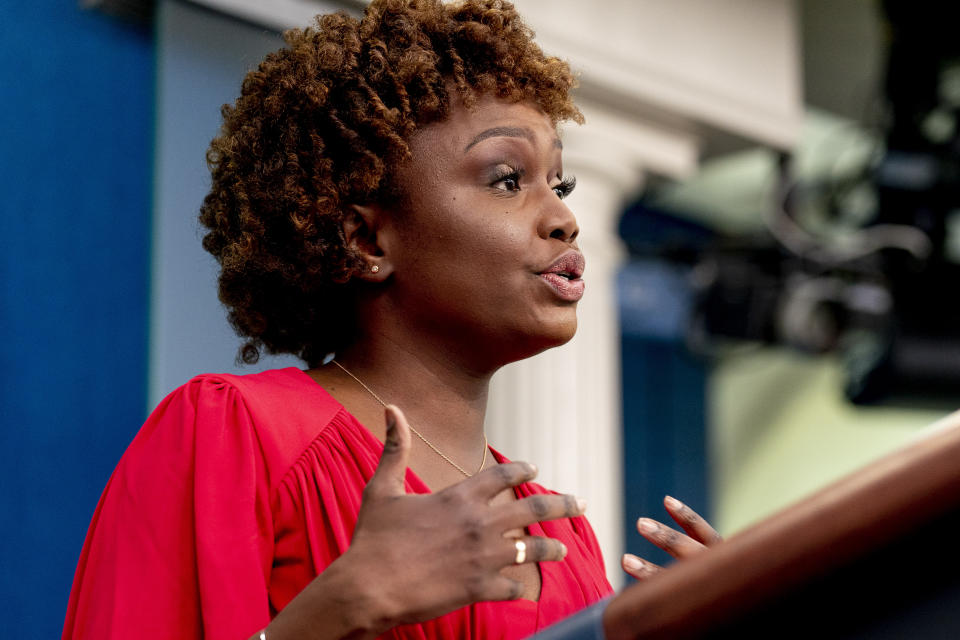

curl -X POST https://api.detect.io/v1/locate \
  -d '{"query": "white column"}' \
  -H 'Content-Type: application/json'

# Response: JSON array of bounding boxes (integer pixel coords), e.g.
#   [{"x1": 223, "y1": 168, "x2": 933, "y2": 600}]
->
[{"x1": 486, "y1": 104, "x2": 699, "y2": 586}]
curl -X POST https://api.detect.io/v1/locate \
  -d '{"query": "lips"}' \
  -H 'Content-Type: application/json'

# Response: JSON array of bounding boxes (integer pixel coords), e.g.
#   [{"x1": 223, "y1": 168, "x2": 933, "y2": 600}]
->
[{"x1": 538, "y1": 251, "x2": 585, "y2": 302}]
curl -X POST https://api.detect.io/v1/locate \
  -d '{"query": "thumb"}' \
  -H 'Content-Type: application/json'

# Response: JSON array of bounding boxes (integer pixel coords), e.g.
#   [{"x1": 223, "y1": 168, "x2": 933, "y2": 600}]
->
[{"x1": 366, "y1": 404, "x2": 412, "y2": 498}]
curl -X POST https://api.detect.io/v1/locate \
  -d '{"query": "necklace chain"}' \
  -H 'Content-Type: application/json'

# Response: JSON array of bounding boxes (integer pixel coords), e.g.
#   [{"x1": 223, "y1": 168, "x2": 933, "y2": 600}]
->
[{"x1": 331, "y1": 359, "x2": 488, "y2": 477}]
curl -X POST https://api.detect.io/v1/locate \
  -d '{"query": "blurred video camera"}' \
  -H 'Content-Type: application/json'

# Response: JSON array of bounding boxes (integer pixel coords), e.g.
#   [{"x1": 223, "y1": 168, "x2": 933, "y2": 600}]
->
[{"x1": 626, "y1": 1, "x2": 960, "y2": 407}]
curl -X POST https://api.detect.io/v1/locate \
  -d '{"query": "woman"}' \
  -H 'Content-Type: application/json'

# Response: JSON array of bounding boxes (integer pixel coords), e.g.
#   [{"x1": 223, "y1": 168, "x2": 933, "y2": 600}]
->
[{"x1": 63, "y1": 1, "x2": 719, "y2": 638}]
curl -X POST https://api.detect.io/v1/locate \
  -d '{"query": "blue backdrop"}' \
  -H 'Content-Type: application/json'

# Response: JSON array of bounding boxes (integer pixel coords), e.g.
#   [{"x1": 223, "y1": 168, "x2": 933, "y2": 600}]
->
[{"x1": 0, "y1": 3, "x2": 153, "y2": 636}]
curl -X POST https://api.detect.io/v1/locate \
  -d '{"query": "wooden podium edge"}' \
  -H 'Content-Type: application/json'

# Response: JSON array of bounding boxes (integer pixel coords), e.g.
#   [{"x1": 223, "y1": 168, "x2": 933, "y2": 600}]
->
[{"x1": 603, "y1": 410, "x2": 960, "y2": 639}]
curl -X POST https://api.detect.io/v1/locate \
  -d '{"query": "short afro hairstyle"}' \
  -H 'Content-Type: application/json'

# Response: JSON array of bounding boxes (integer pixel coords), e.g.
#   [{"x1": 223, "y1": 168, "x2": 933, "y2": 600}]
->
[{"x1": 199, "y1": 0, "x2": 582, "y2": 367}]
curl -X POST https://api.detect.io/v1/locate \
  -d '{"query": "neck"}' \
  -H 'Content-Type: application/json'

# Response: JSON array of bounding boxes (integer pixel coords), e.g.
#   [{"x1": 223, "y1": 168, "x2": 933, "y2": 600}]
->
[{"x1": 332, "y1": 331, "x2": 493, "y2": 458}]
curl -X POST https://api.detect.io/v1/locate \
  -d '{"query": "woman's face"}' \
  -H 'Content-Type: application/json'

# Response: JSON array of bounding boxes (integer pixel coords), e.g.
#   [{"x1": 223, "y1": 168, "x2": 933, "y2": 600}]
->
[{"x1": 381, "y1": 93, "x2": 583, "y2": 369}]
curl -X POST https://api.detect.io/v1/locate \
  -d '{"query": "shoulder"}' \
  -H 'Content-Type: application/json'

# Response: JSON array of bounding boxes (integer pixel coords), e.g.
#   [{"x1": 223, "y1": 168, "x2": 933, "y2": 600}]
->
[
  {"x1": 166, "y1": 367, "x2": 341, "y2": 430},
  {"x1": 137, "y1": 368, "x2": 348, "y2": 491},
  {"x1": 175, "y1": 367, "x2": 335, "y2": 410}
]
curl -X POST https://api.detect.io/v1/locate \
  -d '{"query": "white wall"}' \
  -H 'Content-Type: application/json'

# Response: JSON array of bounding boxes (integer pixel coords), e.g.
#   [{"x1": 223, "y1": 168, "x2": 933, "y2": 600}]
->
[{"x1": 150, "y1": 1, "x2": 301, "y2": 407}]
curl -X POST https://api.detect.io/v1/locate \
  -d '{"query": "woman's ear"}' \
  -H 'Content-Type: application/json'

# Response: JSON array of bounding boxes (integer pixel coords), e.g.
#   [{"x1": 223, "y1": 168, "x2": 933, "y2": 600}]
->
[{"x1": 343, "y1": 204, "x2": 392, "y2": 281}]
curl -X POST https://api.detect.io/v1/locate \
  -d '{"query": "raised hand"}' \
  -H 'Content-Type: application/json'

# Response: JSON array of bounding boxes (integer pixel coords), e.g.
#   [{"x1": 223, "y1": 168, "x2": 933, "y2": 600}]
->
[
  {"x1": 622, "y1": 496, "x2": 722, "y2": 581},
  {"x1": 266, "y1": 405, "x2": 585, "y2": 639}
]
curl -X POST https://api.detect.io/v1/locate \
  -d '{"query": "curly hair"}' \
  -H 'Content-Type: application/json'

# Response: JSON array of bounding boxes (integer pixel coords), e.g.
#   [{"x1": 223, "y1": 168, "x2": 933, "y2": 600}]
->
[{"x1": 199, "y1": 0, "x2": 582, "y2": 366}]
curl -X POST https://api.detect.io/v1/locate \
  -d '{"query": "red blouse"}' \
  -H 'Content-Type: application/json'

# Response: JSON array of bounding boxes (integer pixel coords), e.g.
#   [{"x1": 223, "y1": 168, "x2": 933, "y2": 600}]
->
[{"x1": 63, "y1": 368, "x2": 612, "y2": 639}]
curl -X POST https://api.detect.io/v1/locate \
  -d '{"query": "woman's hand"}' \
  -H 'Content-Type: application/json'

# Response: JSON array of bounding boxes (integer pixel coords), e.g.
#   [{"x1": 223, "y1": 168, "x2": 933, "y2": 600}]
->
[
  {"x1": 621, "y1": 496, "x2": 722, "y2": 581},
  {"x1": 266, "y1": 405, "x2": 584, "y2": 640}
]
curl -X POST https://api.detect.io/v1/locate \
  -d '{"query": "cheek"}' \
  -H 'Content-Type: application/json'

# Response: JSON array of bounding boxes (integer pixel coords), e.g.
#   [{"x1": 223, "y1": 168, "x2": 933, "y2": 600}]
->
[
  {"x1": 473, "y1": 209, "x2": 529, "y2": 251},
  {"x1": 404, "y1": 193, "x2": 533, "y2": 283}
]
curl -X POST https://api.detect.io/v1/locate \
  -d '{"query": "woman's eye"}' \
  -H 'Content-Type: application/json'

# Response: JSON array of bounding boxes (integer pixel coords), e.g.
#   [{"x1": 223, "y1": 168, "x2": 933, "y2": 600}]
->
[
  {"x1": 553, "y1": 175, "x2": 577, "y2": 200},
  {"x1": 492, "y1": 171, "x2": 522, "y2": 192}
]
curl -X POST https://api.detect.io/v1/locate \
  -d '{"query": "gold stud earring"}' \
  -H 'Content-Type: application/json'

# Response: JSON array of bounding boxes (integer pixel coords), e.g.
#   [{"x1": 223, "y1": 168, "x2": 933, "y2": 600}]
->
[{"x1": 370, "y1": 264, "x2": 380, "y2": 273}]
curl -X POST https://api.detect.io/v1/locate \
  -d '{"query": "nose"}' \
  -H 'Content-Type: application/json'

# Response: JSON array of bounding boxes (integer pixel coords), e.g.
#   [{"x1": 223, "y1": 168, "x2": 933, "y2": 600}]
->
[{"x1": 539, "y1": 195, "x2": 579, "y2": 243}]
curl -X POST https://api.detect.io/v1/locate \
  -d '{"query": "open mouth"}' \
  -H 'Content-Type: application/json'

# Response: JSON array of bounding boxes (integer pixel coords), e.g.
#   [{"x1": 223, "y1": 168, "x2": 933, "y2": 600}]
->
[
  {"x1": 538, "y1": 272, "x2": 585, "y2": 301},
  {"x1": 538, "y1": 252, "x2": 586, "y2": 301},
  {"x1": 539, "y1": 251, "x2": 585, "y2": 281}
]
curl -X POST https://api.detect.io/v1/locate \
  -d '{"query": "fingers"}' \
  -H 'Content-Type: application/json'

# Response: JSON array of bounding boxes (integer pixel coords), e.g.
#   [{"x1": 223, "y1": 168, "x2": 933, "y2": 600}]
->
[
  {"x1": 463, "y1": 460, "x2": 539, "y2": 500},
  {"x1": 636, "y1": 517, "x2": 707, "y2": 559},
  {"x1": 465, "y1": 536, "x2": 568, "y2": 602},
  {"x1": 501, "y1": 535, "x2": 568, "y2": 566},
  {"x1": 461, "y1": 536, "x2": 569, "y2": 602},
  {"x1": 364, "y1": 405, "x2": 412, "y2": 499},
  {"x1": 491, "y1": 493, "x2": 586, "y2": 530},
  {"x1": 664, "y1": 496, "x2": 723, "y2": 545},
  {"x1": 633, "y1": 497, "x2": 723, "y2": 561},
  {"x1": 622, "y1": 553, "x2": 661, "y2": 581},
  {"x1": 479, "y1": 576, "x2": 526, "y2": 602}
]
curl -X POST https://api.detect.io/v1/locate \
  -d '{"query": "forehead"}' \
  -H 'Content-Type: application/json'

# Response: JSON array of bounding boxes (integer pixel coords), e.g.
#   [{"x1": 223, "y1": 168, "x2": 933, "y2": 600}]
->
[{"x1": 409, "y1": 94, "x2": 558, "y2": 158}]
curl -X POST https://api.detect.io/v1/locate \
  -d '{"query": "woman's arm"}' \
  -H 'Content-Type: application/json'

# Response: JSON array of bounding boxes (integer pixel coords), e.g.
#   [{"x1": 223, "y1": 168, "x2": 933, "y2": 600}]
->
[{"x1": 247, "y1": 558, "x2": 389, "y2": 640}]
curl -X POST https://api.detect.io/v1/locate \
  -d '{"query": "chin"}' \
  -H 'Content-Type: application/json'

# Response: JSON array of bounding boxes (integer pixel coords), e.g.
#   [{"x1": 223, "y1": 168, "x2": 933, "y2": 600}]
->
[
  {"x1": 468, "y1": 307, "x2": 579, "y2": 369},
  {"x1": 546, "y1": 306, "x2": 579, "y2": 341},
  {"x1": 510, "y1": 316, "x2": 579, "y2": 362},
  {"x1": 547, "y1": 317, "x2": 578, "y2": 347}
]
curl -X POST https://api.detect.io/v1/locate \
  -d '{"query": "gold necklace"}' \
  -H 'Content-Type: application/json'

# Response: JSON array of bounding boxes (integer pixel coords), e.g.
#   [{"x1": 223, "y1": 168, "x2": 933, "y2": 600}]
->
[{"x1": 331, "y1": 359, "x2": 488, "y2": 477}]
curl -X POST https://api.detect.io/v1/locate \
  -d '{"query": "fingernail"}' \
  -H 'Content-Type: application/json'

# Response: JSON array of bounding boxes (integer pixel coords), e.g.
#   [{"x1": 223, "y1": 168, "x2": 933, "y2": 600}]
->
[
  {"x1": 623, "y1": 554, "x2": 643, "y2": 571},
  {"x1": 576, "y1": 497, "x2": 588, "y2": 513},
  {"x1": 385, "y1": 407, "x2": 398, "y2": 444},
  {"x1": 637, "y1": 518, "x2": 657, "y2": 535},
  {"x1": 524, "y1": 461, "x2": 538, "y2": 476},
  {"x1": 665, "y1": 496, "x2": 682, "y2": 510},
  {"x1": 559, "y1": 542, "x2": 568, "y2": 558}
]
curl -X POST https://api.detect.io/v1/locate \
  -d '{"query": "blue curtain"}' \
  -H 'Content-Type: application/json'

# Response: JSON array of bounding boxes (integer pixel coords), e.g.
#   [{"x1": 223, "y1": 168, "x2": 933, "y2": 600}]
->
[
  {"x1": 0, "y1": 4, "x2": 152, "y2": 635},
  {"x1": 618, "y1": 233, "x2": 711, "y2": 569}
]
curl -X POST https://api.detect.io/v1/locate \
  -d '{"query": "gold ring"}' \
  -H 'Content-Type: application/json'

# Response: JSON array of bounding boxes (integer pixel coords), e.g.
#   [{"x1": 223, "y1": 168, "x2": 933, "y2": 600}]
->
[{"x1": 514, "y1": 539, "x2": 527, "y2": 564}]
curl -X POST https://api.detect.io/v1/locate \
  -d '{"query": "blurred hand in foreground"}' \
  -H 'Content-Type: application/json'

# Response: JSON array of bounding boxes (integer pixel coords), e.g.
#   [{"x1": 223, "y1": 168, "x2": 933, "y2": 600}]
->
[{"x1": 622, "y1": 496, "x2": 722, "y2": 581}]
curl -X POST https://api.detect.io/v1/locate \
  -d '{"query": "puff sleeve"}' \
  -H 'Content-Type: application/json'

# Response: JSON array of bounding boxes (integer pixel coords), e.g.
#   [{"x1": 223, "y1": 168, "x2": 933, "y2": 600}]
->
[{"x1": 63, "y1": 377, "x2": 274, "y2": 640}]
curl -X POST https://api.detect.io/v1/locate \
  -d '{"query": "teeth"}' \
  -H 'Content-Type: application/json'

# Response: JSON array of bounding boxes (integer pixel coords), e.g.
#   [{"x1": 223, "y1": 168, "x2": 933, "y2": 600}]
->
[{"x1": 543, "y1": 269, "x2": 577, "y2": 279}]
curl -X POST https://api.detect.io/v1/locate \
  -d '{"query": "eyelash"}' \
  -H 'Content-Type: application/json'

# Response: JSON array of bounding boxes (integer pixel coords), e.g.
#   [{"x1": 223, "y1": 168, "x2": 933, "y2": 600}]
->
[
  {"x1": 490, "y1": 168, "x2": 577, "y2": 200},
  {"x1": 554, "y1": 175, "x2": 577, "y2": 200},
  {"x1": 491, "y1": 167, "x2": 524, "y2": 193}
]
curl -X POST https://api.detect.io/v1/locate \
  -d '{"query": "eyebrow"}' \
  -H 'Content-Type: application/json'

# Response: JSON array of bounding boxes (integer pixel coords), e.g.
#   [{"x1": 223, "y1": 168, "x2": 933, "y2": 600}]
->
[{"x1": 463, "y1": 126, "x2": 563, "y2": 152}]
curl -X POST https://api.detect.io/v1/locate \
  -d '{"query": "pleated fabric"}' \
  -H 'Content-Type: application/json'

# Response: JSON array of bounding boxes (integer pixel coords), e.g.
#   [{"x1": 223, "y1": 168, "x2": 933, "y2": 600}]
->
[{"x1": 63, "y1": 368, "x2": 612, "y2": 639}]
